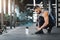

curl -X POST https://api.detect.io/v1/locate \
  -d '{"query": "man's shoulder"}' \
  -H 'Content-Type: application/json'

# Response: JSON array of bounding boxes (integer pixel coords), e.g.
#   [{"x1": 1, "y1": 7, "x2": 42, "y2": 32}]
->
[{"x1": 43, "y1": 10, "x2": 48, "y2": 17}]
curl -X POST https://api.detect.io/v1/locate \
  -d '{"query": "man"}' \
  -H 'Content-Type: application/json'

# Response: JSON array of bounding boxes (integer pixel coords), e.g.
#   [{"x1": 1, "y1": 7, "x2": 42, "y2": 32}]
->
[{"x1": 34, "y1": 6, "x2": 50, "y2": 34}]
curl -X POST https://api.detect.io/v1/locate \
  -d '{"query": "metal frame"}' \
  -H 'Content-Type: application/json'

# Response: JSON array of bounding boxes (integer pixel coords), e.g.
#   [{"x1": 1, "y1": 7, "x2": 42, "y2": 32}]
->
[{"x1": 56, "y1": 0, "x2": 58, "y2": 27}]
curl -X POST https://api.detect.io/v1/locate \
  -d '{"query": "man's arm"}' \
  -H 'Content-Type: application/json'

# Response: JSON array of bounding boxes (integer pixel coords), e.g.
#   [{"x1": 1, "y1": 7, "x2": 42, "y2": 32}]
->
[{"x1": 38, "y1": 11, "x2": 49, "y2": 30}]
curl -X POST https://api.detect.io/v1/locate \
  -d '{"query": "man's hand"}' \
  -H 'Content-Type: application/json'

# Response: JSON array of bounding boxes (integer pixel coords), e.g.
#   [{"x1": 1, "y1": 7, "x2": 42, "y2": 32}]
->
[
  {"x1": 37, "y1": 28, "x2": 42, "y2": 31},
  {"x1": 36, "y1": 27, "x2": 42, "y2": 31},
  {"x1": 36, "y1": 27, "x2": 39, "y2": 30}
]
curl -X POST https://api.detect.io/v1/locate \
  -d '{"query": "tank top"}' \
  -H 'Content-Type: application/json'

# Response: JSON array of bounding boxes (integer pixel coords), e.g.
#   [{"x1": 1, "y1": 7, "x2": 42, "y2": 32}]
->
[{"x1": 37, "y1": 10, "x2": 48, "y2": 27}]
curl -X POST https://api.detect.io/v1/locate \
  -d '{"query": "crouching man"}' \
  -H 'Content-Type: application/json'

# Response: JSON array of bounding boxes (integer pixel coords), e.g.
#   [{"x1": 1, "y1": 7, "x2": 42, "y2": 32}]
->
[{"x1": 34, "y1": 6, "x2": 51, "y2": 34}]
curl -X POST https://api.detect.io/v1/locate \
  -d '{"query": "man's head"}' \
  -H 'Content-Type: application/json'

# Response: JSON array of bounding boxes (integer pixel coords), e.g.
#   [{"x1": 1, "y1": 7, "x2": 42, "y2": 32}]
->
[{"x1": 34, "y1": 6, "x2": 42, "y2": 14}]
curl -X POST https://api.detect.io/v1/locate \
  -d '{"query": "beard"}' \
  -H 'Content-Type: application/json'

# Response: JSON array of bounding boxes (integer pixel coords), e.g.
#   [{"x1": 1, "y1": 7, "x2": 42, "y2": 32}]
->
[{"x1": 38, "y1": 11, "x2": 41, "y2": 14}]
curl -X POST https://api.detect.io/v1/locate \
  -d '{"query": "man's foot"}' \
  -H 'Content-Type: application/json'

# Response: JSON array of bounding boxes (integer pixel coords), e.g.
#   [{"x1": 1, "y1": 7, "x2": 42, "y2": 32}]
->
[
  {"x1": 35, "y1": 30, "x2": 44, "y2": 34},
  {"x1": 47, "y1": 29, "x2": 51, "y2": 34}
]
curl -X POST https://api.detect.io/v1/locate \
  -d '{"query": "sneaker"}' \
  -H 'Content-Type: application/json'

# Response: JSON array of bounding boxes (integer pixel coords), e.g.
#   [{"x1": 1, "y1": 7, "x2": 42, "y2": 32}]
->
[
  {"x1": 35, "y1": 30, "x2": 44, "y2": 34},
  {"x1": 47, "y1": 29, "x2": 51, "y2": 34}
]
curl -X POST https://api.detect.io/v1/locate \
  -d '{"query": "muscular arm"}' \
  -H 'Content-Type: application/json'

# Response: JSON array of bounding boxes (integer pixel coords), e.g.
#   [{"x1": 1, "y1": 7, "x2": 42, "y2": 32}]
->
[{"x1": 40, "y1": 11, "x2": 49, "y2": 29}]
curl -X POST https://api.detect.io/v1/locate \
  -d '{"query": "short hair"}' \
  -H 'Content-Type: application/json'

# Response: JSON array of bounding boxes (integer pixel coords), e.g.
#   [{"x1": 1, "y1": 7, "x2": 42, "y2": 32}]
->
[{"x1": 34, "y1": 5, "x2": 40, "y2": 10}]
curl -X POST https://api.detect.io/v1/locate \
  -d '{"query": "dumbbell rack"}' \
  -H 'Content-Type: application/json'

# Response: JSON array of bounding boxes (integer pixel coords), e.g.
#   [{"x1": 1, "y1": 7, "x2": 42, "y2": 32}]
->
[{"x1": 57, "y1": 0, "x2": 60, "y2": 27}]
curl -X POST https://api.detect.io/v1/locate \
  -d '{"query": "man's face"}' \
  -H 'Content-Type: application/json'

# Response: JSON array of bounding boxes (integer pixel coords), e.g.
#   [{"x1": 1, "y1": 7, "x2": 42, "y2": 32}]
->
[{"x1": 34, "y1": 8, "x2": 41, "y2": 14}]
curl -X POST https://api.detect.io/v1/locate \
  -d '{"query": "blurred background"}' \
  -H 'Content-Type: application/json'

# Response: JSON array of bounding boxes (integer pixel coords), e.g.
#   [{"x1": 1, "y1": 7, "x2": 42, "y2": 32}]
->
[{"x1": 0, "y1": 0, "x2": 59, "y2": 33}]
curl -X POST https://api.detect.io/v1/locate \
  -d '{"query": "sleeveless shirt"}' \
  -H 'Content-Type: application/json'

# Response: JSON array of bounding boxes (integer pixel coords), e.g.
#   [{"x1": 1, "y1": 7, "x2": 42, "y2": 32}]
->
[{"x1": 37, "y1": 10, "x2": 48, "y2": 28}]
